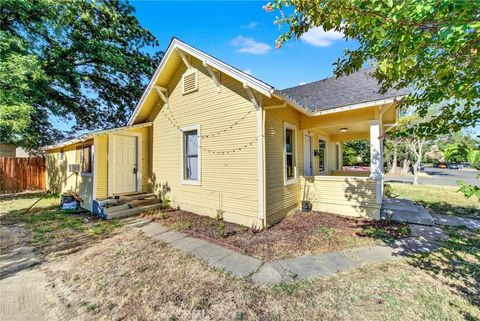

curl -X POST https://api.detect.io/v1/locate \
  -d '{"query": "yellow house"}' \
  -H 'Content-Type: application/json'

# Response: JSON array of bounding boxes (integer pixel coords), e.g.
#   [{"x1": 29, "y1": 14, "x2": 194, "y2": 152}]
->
[{"x1": 45, "y1": 38, "x2": 407, "y2": 228}]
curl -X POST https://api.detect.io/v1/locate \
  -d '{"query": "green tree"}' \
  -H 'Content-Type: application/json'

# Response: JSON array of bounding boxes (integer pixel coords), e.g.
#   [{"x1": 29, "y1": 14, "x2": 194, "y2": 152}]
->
[
  {"x1": 0, "y1": 0, "x2": 161, "y2": 151},
  {"x1": 342, "y1": 140, "x2": 370, "y2": 166},
  {"x1": 265, "y1": 0, "x2": 479, "y2": 135}
]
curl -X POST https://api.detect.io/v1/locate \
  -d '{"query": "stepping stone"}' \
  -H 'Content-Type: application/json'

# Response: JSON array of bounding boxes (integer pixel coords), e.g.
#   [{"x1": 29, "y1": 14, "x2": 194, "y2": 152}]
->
[
  {"x1": 151, "y1": 230, "x2": 186, "y2": 243},
  {"x1": 432, "y1": 214, "x2": 480, "y2": 230},
  {"x1": 189, "y1": 243, "x2": 233, "y2": 264},
  {"x1": 139, "y1": 222, "x2": 170, "y2": 237},
  {"x1": 314, "y1": 252, "x2": 360, "y2": 274},
  {"x1": 129, "y1": 220, "x2": 152, "y2": 228},
  {"x1": 409, "y1": 224, "x2": 448, "y2": 243},
  {"x1": 211, "y1": 252, "x2": 262, "y2": 277},
  {"x1": 170, "y1": 237, "x2": 209, "y2": 252},
  {"x1": 392, "y1": 238, "x2": 441, "y2": 254},
  {"x1": 343, "y1": 245, "x2": 399, "y2": 264},
  {"x1": 276, "y1": 255, "x2": 332, "y2": 280},
  {"x1": 252, "y1": 262, "x2": 291, "y2": 284}
]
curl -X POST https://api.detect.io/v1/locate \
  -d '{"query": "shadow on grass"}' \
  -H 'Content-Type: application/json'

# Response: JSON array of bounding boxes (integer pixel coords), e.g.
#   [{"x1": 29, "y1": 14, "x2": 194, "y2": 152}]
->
[
  {"x1": 408, "y1": 226, "x2": 480, "y2": 311},
  {"x1": 0, "y1": 195, "x2": 122, "y2": 256},
  {"x1": 416, "y1": 200, "x2": 480, "y2": 219}
]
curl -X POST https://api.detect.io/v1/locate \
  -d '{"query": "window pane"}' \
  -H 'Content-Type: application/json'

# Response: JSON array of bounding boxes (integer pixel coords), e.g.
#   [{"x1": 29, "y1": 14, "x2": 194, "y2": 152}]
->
[
  {"x1": 319, "y1": 140, "x2": 325, "y2": 172},
  {"x1": 185, "y1": 131, "x2": 198, "y2": 156},
  {"x1": 286, "y1": 154, "x2": 293, "y2": 179},
  {"x1": 186, "y1": 155, "x2": 198, "y2": 179},
  {"x1": 285, "y1": 129, "x2": 293, "y2": 153}
]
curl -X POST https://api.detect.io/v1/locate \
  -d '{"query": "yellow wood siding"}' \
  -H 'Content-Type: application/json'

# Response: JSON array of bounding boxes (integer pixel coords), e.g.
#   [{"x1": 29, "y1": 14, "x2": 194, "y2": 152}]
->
[
  {"x1": 264, "y1": 107, "x2": 302, "y2": 225},
  {"x1": 301, "y1": 176, "x2": 380, "y2": 218},
  {"x1": 150, "y1": 58, "x2": 261, "y2": 227},
  {"x1": 45, "y1": 143, "x2": 94, "y2": 211}
]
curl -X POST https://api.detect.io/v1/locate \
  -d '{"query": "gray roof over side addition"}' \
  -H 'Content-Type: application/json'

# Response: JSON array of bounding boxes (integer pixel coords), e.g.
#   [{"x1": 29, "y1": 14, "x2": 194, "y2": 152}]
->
[{"x1": 280, "y1": 67, "x2": 409, "y2": 113}]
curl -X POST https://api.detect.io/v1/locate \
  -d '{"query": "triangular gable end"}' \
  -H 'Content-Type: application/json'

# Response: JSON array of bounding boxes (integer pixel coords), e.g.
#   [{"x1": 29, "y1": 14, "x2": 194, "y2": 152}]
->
[{"x1": 127, "y1": 38, "x2": 276, "y2": 125}]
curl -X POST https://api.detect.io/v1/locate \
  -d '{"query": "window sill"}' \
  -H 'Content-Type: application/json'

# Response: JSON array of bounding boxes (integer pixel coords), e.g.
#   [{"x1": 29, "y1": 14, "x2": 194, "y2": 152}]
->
[
  {"x1": 284, "y1": 178, "x2": 297, "y2": 186},
  {"x1": 181, "y1": 179, "x2": 201, "y2": 186}
]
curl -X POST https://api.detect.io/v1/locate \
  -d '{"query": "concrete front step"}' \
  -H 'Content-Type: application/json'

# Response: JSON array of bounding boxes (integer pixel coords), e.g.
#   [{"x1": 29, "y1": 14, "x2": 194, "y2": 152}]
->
[
  {"x1": 106, "y1": 203, "x2": 162, "y2": 220},
  {"x1": 381, "y1": 198, "x2": 434, "y2": 226}
]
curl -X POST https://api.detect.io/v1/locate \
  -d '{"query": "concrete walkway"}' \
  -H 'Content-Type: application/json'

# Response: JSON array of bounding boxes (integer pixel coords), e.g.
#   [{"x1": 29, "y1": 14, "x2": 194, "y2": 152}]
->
[
  {"x1": 432, "y1": 213, "x2": 480, "y2": 230},
  {"x1": 124, "y1": 217, "x2": 450, "y2": 284}
]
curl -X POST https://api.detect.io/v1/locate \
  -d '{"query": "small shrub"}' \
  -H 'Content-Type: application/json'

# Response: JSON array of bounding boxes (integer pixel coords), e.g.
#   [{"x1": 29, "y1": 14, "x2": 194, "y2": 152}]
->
[
  {"x1": 218, "y1": 221, "x2": 226, "y2": 238},
  {"x1": 383, "y1": 183, "x2": 396, "y2": 198}
]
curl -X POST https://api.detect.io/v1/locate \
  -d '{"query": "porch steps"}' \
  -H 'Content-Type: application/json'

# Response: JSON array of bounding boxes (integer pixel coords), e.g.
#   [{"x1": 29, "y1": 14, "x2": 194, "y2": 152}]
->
[
  {"x1": 381, "y1": 198, "x2": 434, "y2": 226},
  {"x1": 93, "y1": 192, "x2": 161, "y2": 219},
  {"x1": 106, "y1": 203, "x2": 163, "y2": 220}
]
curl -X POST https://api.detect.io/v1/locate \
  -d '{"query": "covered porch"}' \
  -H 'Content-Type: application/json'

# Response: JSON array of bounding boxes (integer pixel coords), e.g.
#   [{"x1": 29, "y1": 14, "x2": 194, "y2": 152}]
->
[{"x1": 298, "y1": 102, "x2": 397, "y2": 219}]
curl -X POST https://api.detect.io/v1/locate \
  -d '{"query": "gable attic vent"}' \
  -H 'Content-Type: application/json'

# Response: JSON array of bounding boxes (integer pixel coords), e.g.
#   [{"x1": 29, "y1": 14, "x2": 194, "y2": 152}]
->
[{"x1": 182, "y1": 70, "x2": 198, "y2": 94}]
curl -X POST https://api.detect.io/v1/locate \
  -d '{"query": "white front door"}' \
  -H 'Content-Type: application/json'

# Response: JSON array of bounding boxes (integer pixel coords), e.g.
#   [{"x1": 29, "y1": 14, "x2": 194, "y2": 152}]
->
[
  {"x1": 112, "y1": 135, "x2": 137, "y2": 194},
  {"x1": 304, "y1": 134, "x2": 313, "y2": 176}
]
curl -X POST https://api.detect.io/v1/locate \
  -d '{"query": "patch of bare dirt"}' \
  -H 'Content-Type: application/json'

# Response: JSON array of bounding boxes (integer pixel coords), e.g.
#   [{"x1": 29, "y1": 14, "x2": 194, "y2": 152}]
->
[{"x1": 145, "y1": 209, "x2": 409, "y2": 260}]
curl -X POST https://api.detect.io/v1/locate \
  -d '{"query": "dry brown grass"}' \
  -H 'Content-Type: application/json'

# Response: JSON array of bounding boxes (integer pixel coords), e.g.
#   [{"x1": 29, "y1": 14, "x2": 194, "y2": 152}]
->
[{"x1": 46, "y1": 228, "x2": 480, "y2": 321}]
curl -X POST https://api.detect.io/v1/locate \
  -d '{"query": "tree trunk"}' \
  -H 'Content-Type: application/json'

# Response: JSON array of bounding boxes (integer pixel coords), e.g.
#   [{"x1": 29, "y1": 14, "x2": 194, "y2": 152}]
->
[
  {"x1": 412, "y1": 160, "x2": 419, "y2": 185},
  {"x1": 391, "y1": 145, "x2": 398, "y2": 174},
  {"x1": 401, "y1": 159, "x2": 410, "y2": 175}
]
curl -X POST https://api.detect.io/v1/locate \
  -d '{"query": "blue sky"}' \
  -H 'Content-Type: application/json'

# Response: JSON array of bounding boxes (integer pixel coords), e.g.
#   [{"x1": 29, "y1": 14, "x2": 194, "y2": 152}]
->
[{"x1": 131, "y1": 1, "x2": 352, "y2": 89}]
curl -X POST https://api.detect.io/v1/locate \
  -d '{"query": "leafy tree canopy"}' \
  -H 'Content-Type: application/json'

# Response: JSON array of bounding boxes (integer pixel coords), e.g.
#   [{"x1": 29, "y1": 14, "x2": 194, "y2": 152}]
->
[
  {"x1": 0, "y1": 0, "x2": 161, "y2": 151},
  {"x1": 266, "y1": 0, "x2": 479, "y2": 136}
]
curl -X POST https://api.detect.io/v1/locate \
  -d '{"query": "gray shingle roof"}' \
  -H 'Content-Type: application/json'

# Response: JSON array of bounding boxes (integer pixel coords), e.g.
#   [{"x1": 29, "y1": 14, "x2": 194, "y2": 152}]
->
[{"x1": 280, "y1": 67, "x2": 409, "y2": 112}]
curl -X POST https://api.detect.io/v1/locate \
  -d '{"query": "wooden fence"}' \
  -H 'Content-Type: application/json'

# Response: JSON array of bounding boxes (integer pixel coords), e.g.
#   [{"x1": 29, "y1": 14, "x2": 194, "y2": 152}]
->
[{"x1": 0, "y1": 157, "x2": 46, "y2": 194}]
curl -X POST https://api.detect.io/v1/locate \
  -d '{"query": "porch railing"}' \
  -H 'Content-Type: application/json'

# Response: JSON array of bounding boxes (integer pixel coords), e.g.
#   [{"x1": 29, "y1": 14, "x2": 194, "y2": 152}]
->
[{"x1": 300, "y1": 175, "x2": 381, "y2": 219}]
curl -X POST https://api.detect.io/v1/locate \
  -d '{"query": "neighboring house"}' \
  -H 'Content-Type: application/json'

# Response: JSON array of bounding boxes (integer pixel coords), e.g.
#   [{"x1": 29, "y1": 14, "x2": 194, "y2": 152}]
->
[
  {"x1": 45, "y1": 38, "x2": 407, "y2": 228},
  {"x1": 0, "y1": 144, "x2": 30, "y2": 157}
]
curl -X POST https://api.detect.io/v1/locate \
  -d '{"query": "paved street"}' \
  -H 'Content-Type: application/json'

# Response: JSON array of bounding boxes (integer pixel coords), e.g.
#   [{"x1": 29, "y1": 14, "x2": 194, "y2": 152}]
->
[{"x1": 385, "y1": 167, "x2": 479, "y2": 186}]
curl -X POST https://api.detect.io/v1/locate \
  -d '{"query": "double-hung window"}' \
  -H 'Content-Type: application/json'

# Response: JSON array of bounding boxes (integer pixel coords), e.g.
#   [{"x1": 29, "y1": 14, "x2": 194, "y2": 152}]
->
[
  {"x1": 181, "y1": 126, "x2": 201, "y2": 185},
  {"x1": 284, "y1": 122, "x2": 297, "y2": 185},
  {"x1": 318, "y1": 139, "x2": 326, "y2": 173}
]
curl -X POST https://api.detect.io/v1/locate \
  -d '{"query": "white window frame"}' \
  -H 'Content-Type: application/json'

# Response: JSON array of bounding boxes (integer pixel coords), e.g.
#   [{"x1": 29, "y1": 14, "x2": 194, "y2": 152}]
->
[
  {"x1": 180, "y1": 125, "x2": 201, "y2": 186},
  {"x1": 284, "y1": 122, "x2": 298, "y2": 185},
  {"x1": 318, "y1": 136, "x2": 328, "y2": 175},
  {"x1": 181, "y1": 69, "x2": 198, "y2": 95}
]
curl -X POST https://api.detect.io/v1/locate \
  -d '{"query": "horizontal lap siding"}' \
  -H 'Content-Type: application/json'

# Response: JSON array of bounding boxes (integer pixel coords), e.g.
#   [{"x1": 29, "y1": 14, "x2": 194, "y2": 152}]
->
[
  {"x1": 46, "y1": 144, "x2": 93, "y2": 211},
  {"x1": 301, "y1": 176, "x2": 380, "y2": 218},
  {"x1": 151, "y1": 59, "x2": 260, "y2": 227},
  {"x1": 265, "y1": 107, "x2": 302, "y2": 224}
]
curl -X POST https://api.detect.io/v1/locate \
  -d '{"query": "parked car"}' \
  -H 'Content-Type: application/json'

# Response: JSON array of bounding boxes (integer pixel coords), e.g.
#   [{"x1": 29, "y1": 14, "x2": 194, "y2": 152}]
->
[
  {"x1": 447, "y1": 163, "x2": 459, "y2": 170},
  {"x1": 419, "y1": 163, "x2": 425, "y2": 171},
  {"x1": 437, "y1": 162, "x2": 448, "y2": 169}
]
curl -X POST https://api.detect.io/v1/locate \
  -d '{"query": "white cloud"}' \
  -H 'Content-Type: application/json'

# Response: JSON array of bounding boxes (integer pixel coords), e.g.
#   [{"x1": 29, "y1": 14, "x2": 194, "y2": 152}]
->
[
  {"x1": 242, "y1": 21, "x2": 259, "y2": 29},
  {"x1": 301, "y1": 27, "x2": 344, "y2": 47},
  {"x1": 298, "y1": 82, "x2": 307, "y2": 85},
  {"x1": 243, "y1": 68, "x2": 253, "y2": 75},
  {"x1": 230, "y1": 36, "x2": 271, "y2": 55}
]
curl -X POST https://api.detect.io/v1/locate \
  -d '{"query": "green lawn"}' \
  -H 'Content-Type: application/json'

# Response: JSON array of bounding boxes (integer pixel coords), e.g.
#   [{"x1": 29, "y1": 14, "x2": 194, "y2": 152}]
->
[{"x1": 388, "y1": 183, "x2": 480, "y2": 219}]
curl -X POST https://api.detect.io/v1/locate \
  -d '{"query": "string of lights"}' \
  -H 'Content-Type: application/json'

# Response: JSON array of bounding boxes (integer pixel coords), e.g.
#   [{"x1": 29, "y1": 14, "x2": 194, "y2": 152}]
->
[
  {"x1": 163, "y1": 103, "x2": 256, "y2": 139},
  {"x1": 160, "y1": 107, "x2": 258, "y2": 155}
]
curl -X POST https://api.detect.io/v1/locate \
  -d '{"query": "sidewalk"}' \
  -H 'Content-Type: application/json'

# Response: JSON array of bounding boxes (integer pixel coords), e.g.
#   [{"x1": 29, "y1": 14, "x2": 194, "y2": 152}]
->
[{"x1": 124, "y1": 217, "x2": 449, "y2": 284}]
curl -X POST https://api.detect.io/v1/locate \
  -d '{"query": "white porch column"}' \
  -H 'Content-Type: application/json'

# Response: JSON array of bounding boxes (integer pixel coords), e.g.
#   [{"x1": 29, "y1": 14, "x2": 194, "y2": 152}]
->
[{"x1": 370, "y1": 120, "x2": 383, "y2": 204}]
